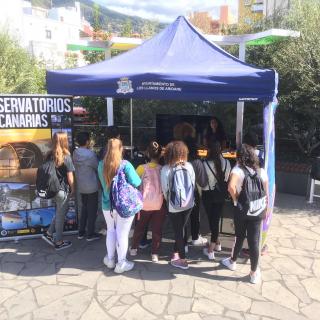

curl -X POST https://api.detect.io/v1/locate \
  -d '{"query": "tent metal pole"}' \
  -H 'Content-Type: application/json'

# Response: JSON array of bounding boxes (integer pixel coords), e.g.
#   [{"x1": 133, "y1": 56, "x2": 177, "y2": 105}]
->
[
  {"x1": 236, "y1": 101, "x2": 244, "y2": 149},
  {"x1": 130, "y1": 99, "x2": 133, "y2": 159},
  {"x1": 106, "y1": 98, "x2": 114, "y2": 126},
  {"x1": 236, "y1": 42, "x2": 246, "y2": 149}
]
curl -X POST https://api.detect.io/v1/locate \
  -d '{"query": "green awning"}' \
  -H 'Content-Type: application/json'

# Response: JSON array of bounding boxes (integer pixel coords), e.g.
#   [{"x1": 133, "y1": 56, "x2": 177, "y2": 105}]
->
[
  {"x1": 246, "y1": 35, "x2": 285, "y2": 46},
  {"x1": 67, "y1": 44, "x2": 105, "y2": 51}
]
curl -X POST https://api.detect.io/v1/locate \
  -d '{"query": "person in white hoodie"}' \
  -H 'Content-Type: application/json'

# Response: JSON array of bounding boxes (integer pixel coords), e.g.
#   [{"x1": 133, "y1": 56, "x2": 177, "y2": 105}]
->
[{"x1": 73, "y1": 132, "x2": 100, "y2": 241}]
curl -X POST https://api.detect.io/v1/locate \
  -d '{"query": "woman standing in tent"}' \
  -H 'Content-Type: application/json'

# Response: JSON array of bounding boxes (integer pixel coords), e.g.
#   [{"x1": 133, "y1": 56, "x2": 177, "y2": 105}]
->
[{"x1": 204, "y1": 116, "x2": 227, "y2": 150}]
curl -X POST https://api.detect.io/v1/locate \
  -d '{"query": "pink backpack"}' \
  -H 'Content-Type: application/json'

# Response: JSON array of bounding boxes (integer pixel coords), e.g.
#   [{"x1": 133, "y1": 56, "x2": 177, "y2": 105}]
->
[{"x1": 140, "y1": 164, "x2": 163, "y2": 211}]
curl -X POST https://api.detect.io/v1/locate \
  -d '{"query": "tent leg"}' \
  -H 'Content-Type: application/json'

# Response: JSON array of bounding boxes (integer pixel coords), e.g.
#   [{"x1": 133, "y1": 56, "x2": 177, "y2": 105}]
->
[
  {"x1": 130, "y1": 99, "x2": 133, "y2": 159},
  {"x1": 106, "y1": 98, "x2": 114, "y2": 126},
  {"x1": 236, "y1": 101, "x2": 244, "y2": 149}
]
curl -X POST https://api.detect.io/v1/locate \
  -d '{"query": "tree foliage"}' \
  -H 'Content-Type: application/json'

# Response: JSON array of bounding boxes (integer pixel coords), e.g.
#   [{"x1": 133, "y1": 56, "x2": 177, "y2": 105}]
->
[
  {"x1": 229, "y1": 0, "x2": 320, "y2": 159},
  {"x1": 0, "y1": 31, "x2": 46, "y2": 94},
  {"x1": 121, "y1": 19, "x2": 133, "y2": 37}
]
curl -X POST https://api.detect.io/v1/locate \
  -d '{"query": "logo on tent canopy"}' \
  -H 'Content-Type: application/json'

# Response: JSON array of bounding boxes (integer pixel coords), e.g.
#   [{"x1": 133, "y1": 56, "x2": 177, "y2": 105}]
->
[{"x1": 116, "y1": 77, "x2": 134, "y2": 94}]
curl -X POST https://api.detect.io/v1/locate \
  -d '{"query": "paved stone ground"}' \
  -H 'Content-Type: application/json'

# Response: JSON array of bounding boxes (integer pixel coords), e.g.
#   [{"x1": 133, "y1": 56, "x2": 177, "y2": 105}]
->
[{"x1": 1, "y1": 193, "x2": 320, "y2": 320}]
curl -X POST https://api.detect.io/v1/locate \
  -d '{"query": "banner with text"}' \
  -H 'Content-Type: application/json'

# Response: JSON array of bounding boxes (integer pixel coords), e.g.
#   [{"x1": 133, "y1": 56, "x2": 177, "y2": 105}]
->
[{"x1": 0, "y1": 95, "x2": 76, "y2": 240}]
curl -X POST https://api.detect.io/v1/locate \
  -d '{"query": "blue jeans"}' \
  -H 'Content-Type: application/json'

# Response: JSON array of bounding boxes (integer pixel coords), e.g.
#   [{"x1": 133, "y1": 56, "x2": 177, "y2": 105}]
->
[{"x1": 48, "y1": 190, "x2": 70, "y2": 242}]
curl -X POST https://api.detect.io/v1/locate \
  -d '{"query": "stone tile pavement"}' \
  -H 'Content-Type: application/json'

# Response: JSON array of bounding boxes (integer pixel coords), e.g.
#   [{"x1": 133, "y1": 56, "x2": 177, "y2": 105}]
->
[{"x1": 0, "y1": 193, "x2": 320, "y2": 320}]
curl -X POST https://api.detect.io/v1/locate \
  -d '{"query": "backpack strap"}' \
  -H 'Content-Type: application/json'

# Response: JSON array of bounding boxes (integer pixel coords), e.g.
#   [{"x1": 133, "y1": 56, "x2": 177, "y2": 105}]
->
[{"x1": 204, "y1": 160, "x2": 224, "y2": 191}]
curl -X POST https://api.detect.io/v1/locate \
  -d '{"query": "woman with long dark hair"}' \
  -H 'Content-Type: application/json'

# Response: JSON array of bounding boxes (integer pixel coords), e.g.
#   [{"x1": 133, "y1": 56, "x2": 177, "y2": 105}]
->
[
  {"x1": 183, "y1": 136, "x2": 208, "y2": 249},
  {"x1": 98, "y1": 138, "x2": 141, "y2": 274},
  {"x1": 204, "y1": 116, "x2": 227, "y2": 150},
  {"x1": 202, "y1": 141, "x2": 231, "y2": 260},
  {"x1": 42, "y1": 132, "x2": 75, "y2": 250},
  {"x1": 222, "y1": 144, "x2": 268, "y2": 284}
]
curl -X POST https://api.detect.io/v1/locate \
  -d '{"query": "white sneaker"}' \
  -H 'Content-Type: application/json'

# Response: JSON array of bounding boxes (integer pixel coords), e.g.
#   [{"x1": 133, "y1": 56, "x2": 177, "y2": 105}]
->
[
  {"x1": 250, "y1": 268, "x2": 261, "y2": 284},
  {"x1": 215, "y1": 243, "x2": 222, "y2": 252},
  {"x1": 221, "y1": 257, "x2": 237, "y2": 271},
  {"x1": 99, "y1": 228, "x2": 107, "y2": 236},
  {"x1": 114, "y1": 260, "x2": 135, "y2": 274},
  {"x1": 151, "y1": 254, "x2": 159, "y2": 263},
  {"x1": 192, "y1": 235, "x2": 208, "y2": 246},
  {"x1": 203, "y1": 247, "x2": 215, "y2": 260},
  {"x1": 103, "y1": 255, "x2": 116, "y2": 269},
  {"x1": 129, "y1": 248, "x2": 138, "y2": 256},
  {"x1": 185, "y1": 245, "x2": 189, "y2": 254}
]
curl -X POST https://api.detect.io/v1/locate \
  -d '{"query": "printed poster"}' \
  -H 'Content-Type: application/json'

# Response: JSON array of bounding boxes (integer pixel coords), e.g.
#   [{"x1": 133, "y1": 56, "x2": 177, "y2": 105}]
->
[{"x1": 0, "y1": 95, "x2": 77, "y2": 240}]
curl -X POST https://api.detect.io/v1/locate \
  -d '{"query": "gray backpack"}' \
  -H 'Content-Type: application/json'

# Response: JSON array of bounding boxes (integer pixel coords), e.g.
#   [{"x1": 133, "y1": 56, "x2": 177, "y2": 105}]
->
[{"x1": 169, "y1": 164, "x2": 194, "y2": 211}]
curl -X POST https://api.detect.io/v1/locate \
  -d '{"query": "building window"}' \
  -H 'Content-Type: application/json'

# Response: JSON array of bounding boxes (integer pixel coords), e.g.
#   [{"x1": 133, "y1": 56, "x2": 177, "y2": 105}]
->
[{"x1": 45, "y1": 30, "x2": 52, "y2": 39}]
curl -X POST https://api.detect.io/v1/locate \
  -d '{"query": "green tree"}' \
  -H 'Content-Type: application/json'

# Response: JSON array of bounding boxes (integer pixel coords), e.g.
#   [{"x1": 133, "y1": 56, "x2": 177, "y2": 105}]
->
[
  {"x1": 263, "y1": 0, "x2": 320, "y2": 158},
  {"x1": 141, "y1": 20, "x2": 156, "y2": 38},
  {"x1": 227, "y1": 0, "x2": 320, "y2": 159},
  {"x1": 121, "y1": 19, "x2": 133, "y2": 37},
  {"x1": 0, "y1": 31, "x2": 46, "y2": 93}
]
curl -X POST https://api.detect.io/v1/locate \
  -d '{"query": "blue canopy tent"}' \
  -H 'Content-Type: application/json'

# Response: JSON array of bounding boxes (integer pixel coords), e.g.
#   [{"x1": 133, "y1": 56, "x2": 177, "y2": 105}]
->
[
  {"x1": 47, "y1": 16, "x2": 277, "y2": 102},
  {"x1": 46, "y1": 16, "x2": 278, "y2": 243}
]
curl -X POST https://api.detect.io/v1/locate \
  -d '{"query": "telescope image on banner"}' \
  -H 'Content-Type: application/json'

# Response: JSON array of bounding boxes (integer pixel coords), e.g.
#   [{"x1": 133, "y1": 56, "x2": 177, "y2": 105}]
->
[{"x1": 0, "y1": 95, "x2": 76, "y2": 240}]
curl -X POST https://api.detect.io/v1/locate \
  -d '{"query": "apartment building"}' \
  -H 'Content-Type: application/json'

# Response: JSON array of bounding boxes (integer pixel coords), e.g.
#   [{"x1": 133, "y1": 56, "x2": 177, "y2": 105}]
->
[
  {"x1": 0, "y1": 0, "x2": 86, "y2": 68},
  {"x1": 239, "y1": 0, "x2": 290, "y2": 25}
]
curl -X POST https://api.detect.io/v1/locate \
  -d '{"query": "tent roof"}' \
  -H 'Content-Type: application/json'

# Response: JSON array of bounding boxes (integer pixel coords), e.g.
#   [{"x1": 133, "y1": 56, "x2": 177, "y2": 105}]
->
[{"x1": 46, "y1": 16, "x2": 277, "y2": 103}]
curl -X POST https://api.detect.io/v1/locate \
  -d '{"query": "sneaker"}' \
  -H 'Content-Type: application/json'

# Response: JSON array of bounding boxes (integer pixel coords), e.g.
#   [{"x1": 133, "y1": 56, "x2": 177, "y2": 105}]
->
[
  {"x1": 171, "y1": 259, "x2": 189, "y2": 270},
  {"x1": 55, "y1": 240, "x2": 72, "y2": 251},
  {"x1": 171, "y1": 252, "x2": 180, "y2": 262},
  {"x1": 139, "y1": 238, "x2": 152, "y2": 249},
  {"x1": 42, "y1": 232, "x2": 54, "y2": 246},
  {"x1": 215, "y1": 242, "x2": 222, "y2": 252},
  {"x1": 151, "y1": 254, "x2": 159, "y2": 263},
  {"x1": 250, "y1": 268, "x2": 261, "y2": 284},
  {"x1": 221, "y1": 257, "x2": 237, "y2": 271},
  {"x1": 86, "y1": 233, "x2": 101, "y2": 242},
  {"x1": 203, "y1": 247, "x2": 215, "y2": 260},
  {"x1": 78, "y1": 232, "x2": 85, "y2": 240},
  {"x1": 129, "y1": 247, "x2": 138, "y2": 256},
  {"x1": 192, "y1": 235, "x2": 208, "y2": 246},
  {"x1": 103, "y1": 255, "x2": 116, "y2": 269},
  {"x1": 114, "y1": 260, "x2": 134, "y2": 274},
  {"x1": 99, "y1": 228, "x2": 107, "y2": 236},
  {"x1": 185, "y1": 245, "x2": 189, "y2": 254}
]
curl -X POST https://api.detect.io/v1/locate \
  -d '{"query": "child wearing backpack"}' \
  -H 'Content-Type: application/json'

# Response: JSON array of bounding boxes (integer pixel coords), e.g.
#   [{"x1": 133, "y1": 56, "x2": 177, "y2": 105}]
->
[
  {"x1": 222, "y1": 144, "x2": 268, "y2": 284},
  {"x1": 130, "y1": 141, "x2": 166, "y2": 263},
  {"x1": 160, "y1": 141, "x2": 195, "y2": 270},
  {"x1": 41, "y1": 132, "x2": 75, "y2": 251},
  {"x1": 73, "y1": 132, "x2": 100, "y2": 242},
  {"x1": 202, "y1": 141, "x2": 231, "y2": 260},
  {"x1": 98, "y1": 138, "x2": 142, "y2": 274}
]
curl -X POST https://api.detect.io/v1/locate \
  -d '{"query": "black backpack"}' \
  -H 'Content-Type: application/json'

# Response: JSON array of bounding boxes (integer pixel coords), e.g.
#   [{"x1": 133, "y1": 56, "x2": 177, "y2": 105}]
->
[
  {"x1": 36, "y1": 160, "x2": 61, "y2": 199},
  {"x1": 204, "y1": 160, "x2": 229, "y2": 203},
  {"x1": 237, "y1": 166, "x2": 267, "y2": 220}
]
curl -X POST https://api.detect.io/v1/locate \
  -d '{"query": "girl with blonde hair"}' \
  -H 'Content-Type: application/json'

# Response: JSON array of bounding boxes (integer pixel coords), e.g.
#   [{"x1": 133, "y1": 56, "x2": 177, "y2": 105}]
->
[
  {"x1": 98, "y1": 138, "x2": 141, "y2": 274},
  {"x1": 42, "y1": 132, "x2": 75, "y2": 250}
]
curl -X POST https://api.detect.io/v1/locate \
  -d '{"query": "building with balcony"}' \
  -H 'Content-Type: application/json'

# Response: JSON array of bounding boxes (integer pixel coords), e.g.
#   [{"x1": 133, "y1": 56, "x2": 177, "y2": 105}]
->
[
  {"x1": 0, "y1": 0, "x2": 90, "y2": 68},
  {"x1": 239, "y1": 0, "x2": 290, "y2": 26}
]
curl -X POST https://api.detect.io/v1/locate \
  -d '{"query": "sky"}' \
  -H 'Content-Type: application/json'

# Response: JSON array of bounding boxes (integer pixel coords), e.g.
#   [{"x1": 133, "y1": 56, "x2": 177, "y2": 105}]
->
[{"x1": 95, "y1": 0, "x2": 238, "y2": 23}]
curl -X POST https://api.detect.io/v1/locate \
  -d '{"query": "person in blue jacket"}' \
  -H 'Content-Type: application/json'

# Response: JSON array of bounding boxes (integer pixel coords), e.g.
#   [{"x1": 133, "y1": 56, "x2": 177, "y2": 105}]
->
[{"x1": 98, "y1": 138, "x2": 141, "y2": 274}]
